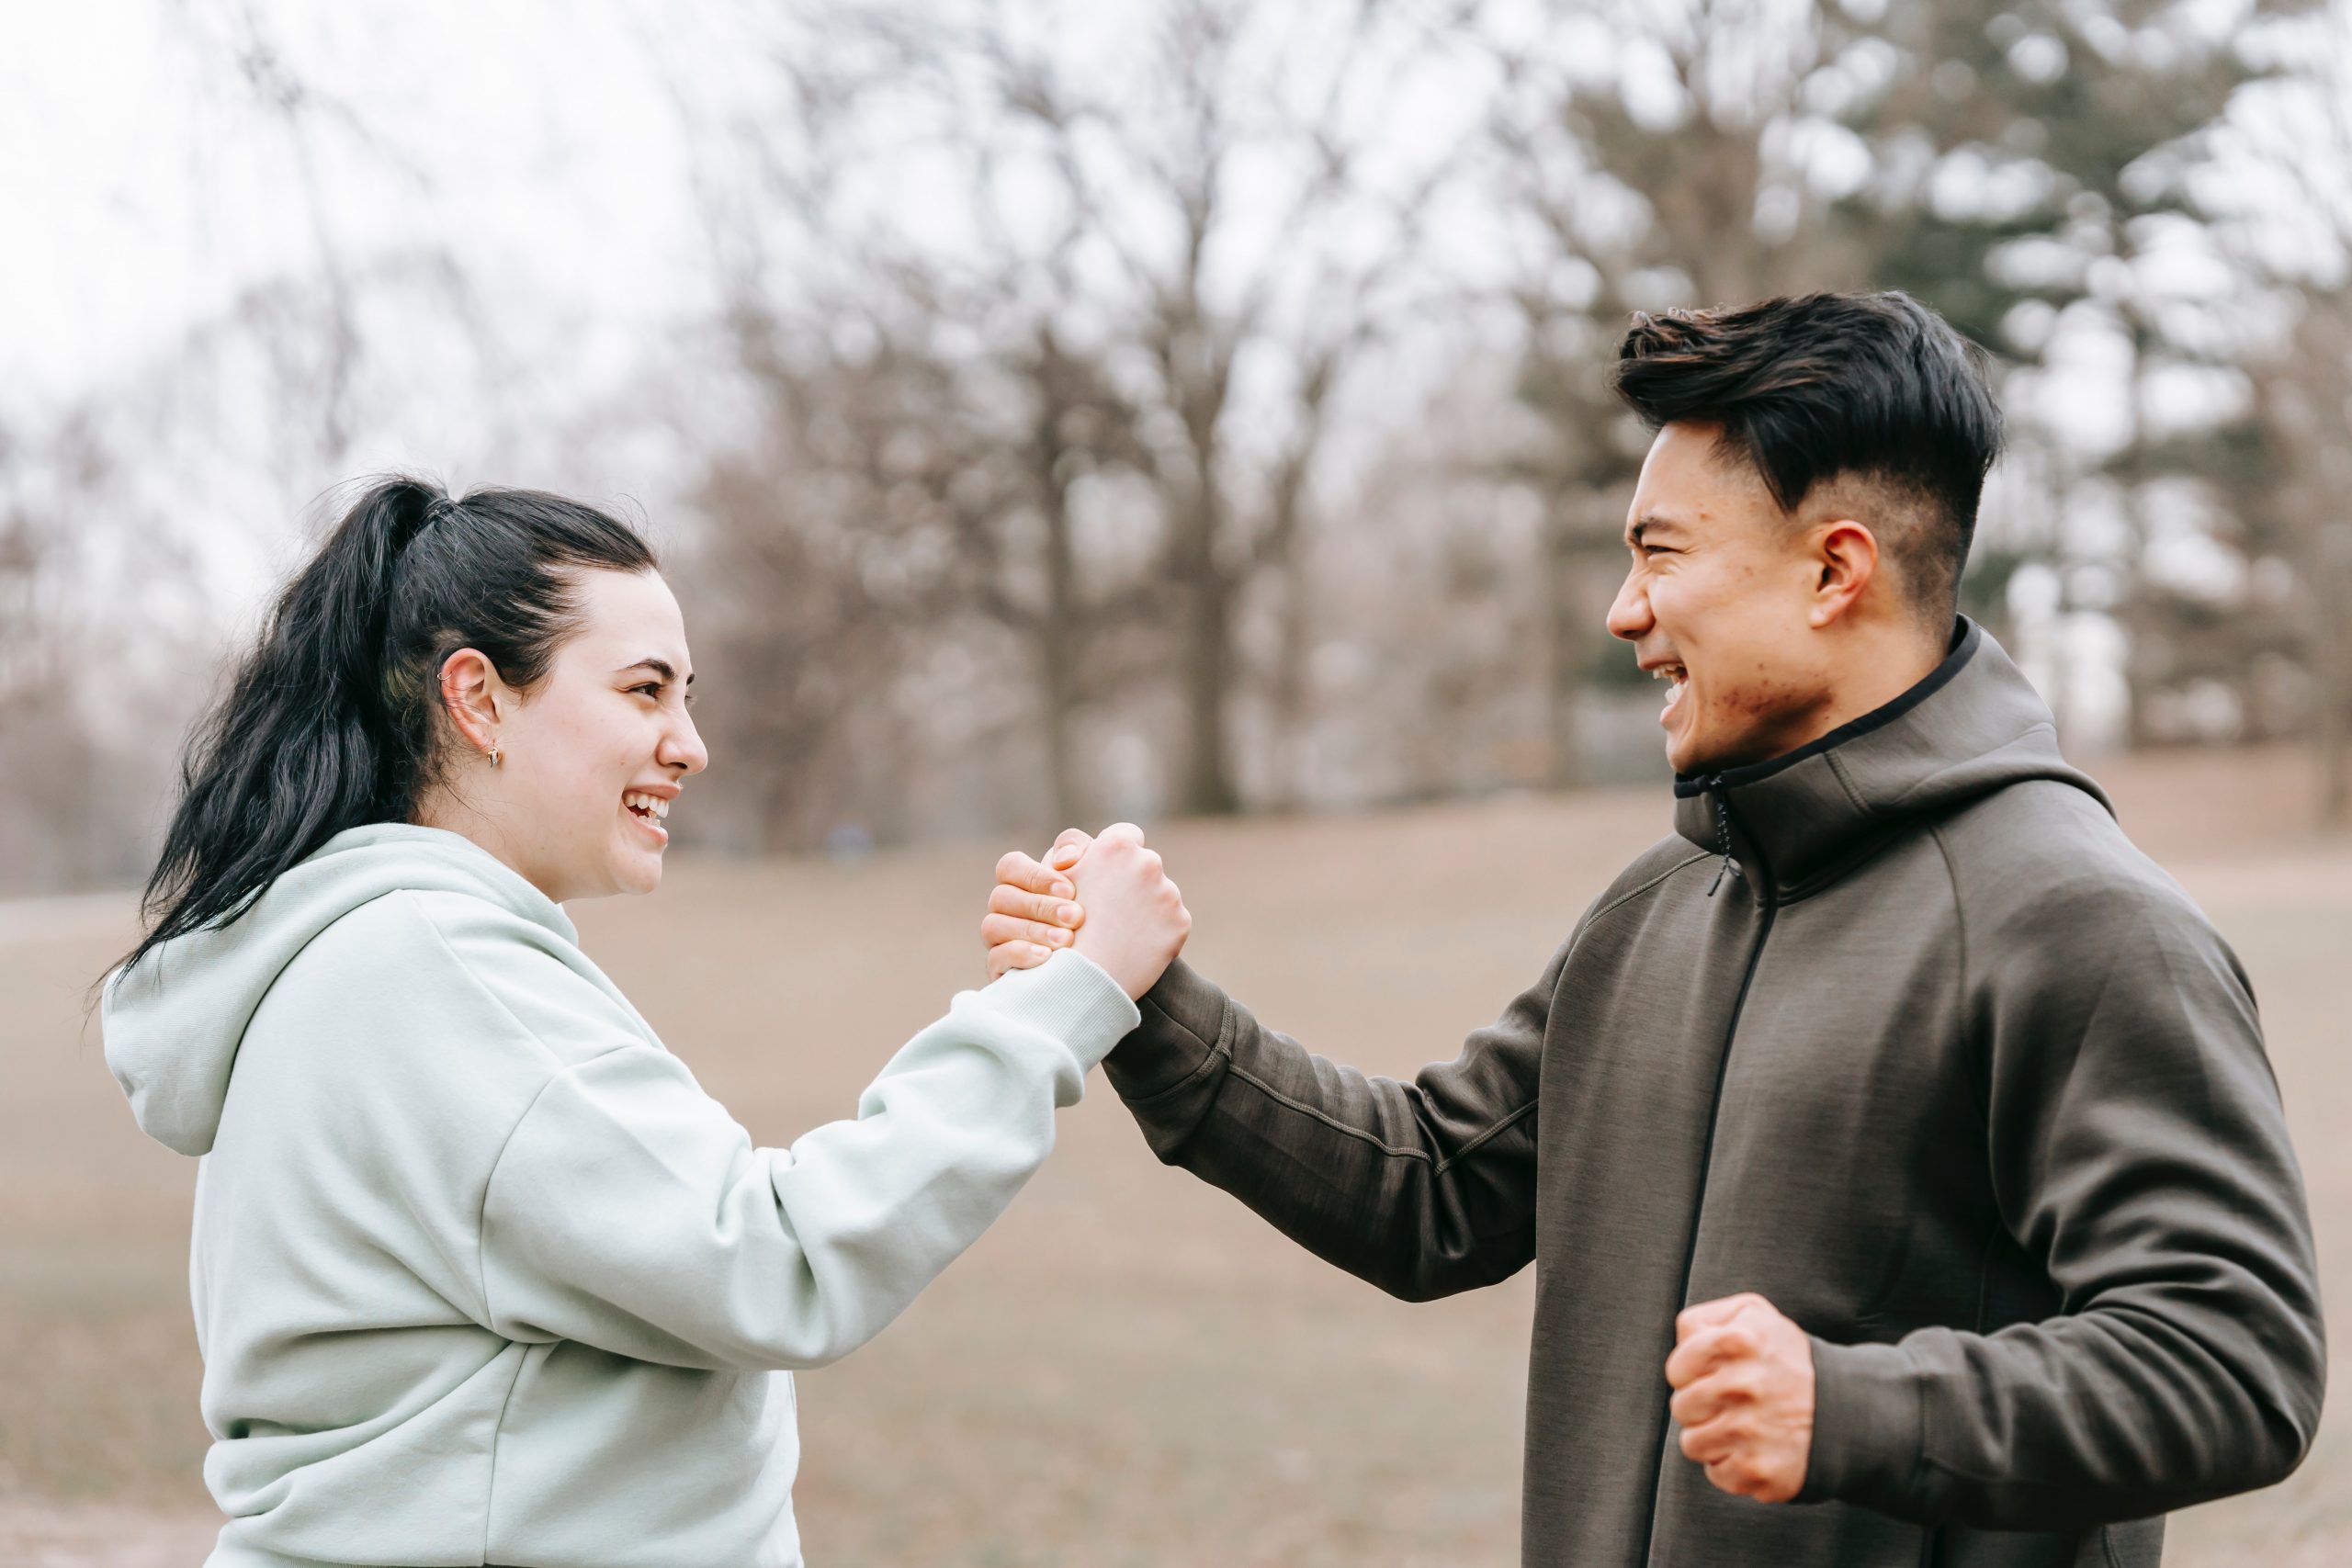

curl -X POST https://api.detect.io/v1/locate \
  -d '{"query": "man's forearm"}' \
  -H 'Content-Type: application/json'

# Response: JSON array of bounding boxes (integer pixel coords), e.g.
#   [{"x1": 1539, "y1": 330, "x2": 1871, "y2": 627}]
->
[{"x1": 1103, "y1": 955, "x2": 1552, "y2": 1303}]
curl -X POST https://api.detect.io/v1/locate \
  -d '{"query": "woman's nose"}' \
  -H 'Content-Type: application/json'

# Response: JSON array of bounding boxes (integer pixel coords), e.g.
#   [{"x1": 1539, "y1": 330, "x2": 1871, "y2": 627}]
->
[{"x1": 664, "y1": 713, "x2": 710, "y2": 776}]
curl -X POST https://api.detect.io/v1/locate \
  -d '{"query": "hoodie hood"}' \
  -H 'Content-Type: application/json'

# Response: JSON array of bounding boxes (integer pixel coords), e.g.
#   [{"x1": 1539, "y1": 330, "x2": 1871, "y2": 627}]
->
[
  {"x1": 104, "y1": 823, "x2": 572, "y2": 1156},
  {"x1": 1671, "y1": 620, "x2": 2113, "y2": 900}
]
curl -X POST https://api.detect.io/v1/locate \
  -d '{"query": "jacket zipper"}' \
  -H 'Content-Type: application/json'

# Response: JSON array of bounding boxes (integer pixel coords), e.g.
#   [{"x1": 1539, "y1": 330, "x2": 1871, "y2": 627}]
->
[{"x1": 1637, "y1": 781, "x2": 1780, "y2": 1566}]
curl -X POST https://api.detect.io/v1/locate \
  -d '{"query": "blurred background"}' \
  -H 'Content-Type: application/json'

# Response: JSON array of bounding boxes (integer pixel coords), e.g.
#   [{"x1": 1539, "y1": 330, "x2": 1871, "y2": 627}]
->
[{"x1": 3, "y1": 1, "x2": 2348, "y2": 1563}]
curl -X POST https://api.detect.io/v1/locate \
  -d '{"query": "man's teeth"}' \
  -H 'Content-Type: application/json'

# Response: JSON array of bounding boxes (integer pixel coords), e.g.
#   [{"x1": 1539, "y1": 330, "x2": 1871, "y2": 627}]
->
[{"x1": 623, "y1": 791, "x2": 671, "y2": 821}]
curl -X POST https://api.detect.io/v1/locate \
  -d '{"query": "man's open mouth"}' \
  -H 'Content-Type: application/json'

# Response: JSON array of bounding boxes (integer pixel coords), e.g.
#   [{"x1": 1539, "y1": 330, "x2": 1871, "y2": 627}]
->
[{"x1": 1651, "y1": 662, "x2": 1689, "y2": 717}]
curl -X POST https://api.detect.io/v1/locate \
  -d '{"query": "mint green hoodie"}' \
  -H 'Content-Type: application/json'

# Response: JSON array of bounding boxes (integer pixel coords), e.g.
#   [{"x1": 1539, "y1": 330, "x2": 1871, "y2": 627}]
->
[{"x1": 102, "y1": 823, "x2": 1139, "y2": 1568}]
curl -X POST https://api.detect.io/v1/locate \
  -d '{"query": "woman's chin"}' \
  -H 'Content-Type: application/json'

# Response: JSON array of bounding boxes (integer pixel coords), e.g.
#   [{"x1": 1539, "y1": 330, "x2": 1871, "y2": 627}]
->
[{"x1": 613, "y1": 854, "x2": 665, "y2": 896}]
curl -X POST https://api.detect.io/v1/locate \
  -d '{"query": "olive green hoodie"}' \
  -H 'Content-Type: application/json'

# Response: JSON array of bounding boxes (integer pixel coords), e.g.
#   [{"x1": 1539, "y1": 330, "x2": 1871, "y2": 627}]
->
[
  {"x1": 1102, "y1": 622, "x2": 2324, "y2": 1568},
  {"x1": 104, "y1": 823, "x2": 1138, "y2": 1568}
]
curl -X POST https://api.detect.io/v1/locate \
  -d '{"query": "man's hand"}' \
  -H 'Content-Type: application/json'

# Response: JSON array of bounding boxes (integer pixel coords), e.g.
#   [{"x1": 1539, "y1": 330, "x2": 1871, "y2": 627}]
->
[
  {"x1": 983, "y1": 826, "x2": 1187, "y2": 1000},
  {"x1": 1665, "y1": 1292, "x2": 1815, "y2": 1504}
]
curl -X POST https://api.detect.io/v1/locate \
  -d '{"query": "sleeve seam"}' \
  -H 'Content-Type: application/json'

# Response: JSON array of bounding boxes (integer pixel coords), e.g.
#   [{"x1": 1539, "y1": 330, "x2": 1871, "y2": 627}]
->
[
  {"x1": 391, "y1": 892, "x2": 650, "y2": 1328},
  {"x1": 1119, "y1": 987, "x2": 1235, "y2": 1108},
  {"x1": 1127, "y1": 868, "x2": 1666, "y2": 1171},
  {"x1": 1211, "y1": 1056, "x2": 1544, "y2": 1173},
  {"x1": 1587, "y1": 851, "x2": 1714, "y2": 926}
]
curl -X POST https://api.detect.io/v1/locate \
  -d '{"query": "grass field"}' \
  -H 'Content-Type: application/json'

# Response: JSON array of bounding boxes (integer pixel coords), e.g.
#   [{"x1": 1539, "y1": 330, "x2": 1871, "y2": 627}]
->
[{"x1": 3, "y1": 747, "x2": 2346, "y2": 1565}]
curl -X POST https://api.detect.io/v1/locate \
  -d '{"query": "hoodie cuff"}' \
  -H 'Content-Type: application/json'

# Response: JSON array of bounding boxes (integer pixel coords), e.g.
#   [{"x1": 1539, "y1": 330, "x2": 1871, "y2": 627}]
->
[
  {"x1": 1796, "y1": 1337, "x2": 1925, "y2": 1511},
  {"x1": 971, "y1": 947, "x2": 1140, "y2": 1070},
  {"x1": 1102, "y1": 958, "x2": 1228, "y2": 1102}
]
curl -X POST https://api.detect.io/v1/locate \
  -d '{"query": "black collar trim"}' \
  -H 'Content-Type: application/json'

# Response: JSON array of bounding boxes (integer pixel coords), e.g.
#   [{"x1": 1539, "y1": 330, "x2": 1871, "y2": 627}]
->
[{"x1": 1671, "y1": 618, "x2": 1982, "y2": 798}]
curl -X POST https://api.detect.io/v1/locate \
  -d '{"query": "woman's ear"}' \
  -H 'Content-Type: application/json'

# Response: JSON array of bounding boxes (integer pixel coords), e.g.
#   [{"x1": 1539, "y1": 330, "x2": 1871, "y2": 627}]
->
[
  {"x1": 436, "y1": 649, "x2": 509, "y2": 760},
  {"x1": 1808, "y1": 520, "x2": 1881, "y2": 628}
]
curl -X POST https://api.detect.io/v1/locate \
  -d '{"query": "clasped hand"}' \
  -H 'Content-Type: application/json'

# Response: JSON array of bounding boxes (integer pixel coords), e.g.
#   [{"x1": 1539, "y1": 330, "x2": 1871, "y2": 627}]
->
[{"x1": 981, "y1": 824, "x2": 1190, "y2": 1002}]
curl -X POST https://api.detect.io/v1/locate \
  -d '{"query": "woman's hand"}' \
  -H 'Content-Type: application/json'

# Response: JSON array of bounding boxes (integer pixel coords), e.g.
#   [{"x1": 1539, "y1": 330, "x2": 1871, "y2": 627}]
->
[{"x1": 983, "y1": 825, "x2": 1186, "y2": 1000}]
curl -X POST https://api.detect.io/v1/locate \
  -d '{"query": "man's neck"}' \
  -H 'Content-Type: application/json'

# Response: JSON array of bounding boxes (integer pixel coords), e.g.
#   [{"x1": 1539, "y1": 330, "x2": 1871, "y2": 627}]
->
[{"x1": 1784, "y1": 621, "x2": 1950, "y2": 758}]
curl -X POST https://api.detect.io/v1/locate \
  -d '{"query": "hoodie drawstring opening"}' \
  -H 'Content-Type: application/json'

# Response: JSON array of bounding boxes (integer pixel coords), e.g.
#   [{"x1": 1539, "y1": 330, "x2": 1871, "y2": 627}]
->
[{"x1": 1705, "y1": 784, "x2": 1742, "y2": 897}]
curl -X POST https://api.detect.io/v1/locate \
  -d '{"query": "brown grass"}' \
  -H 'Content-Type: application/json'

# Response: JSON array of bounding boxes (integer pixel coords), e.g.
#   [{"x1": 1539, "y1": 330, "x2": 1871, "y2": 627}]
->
[{"x1": 2, "y1": 746, "x2": 2344, "y2": 1564}]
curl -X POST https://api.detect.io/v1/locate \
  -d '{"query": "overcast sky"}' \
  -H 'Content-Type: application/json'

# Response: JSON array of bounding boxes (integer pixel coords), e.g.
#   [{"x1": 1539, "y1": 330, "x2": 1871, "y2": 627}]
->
[{"x1": 6, "y1": 0, "x2": 2343, "y2": 750}]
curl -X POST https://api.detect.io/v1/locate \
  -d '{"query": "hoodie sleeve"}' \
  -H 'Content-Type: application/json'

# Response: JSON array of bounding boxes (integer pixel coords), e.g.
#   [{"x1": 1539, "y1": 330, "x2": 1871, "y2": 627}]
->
[
  {"x1": 1798, "y1": 875, "x2": 2325, "y2": 1529},
  {"x1": 1095, "y1": 936, "x2": 1560, "y2": 1303},
  {"x1": 475, "y1": 945, "x2": 1137, "y2": 1371}
]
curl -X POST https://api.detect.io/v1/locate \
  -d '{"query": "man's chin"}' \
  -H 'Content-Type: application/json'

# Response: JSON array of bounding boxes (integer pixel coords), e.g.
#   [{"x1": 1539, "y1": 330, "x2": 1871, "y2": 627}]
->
[{"x1": 1668, "y1": 735, "x2": 1740, "y2": 779}]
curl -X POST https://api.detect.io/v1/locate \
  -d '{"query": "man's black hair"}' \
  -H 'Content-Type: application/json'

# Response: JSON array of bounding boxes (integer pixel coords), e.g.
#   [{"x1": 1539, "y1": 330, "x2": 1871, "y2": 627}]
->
[{"x1": 1611, "y1": 290, "x2": 2003, "y2": 626}]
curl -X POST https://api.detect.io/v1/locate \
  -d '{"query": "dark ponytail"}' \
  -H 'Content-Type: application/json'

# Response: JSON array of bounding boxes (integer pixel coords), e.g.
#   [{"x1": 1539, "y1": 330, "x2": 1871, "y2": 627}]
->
[{"x1": 119, "y1": 477, "x2": 656, "y2": 976}]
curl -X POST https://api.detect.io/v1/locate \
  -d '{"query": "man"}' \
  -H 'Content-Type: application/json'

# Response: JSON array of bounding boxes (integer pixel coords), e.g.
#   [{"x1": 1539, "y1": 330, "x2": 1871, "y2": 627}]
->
[{"x1": 982, "y1": 292, "x2": 2324, "y2": 1567}]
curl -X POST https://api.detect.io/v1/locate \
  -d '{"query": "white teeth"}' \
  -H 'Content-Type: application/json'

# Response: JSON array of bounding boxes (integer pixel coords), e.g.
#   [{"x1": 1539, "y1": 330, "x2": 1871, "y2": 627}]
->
[{"x1": 624, "y1": 791, "x2": 671, "y2": 822}]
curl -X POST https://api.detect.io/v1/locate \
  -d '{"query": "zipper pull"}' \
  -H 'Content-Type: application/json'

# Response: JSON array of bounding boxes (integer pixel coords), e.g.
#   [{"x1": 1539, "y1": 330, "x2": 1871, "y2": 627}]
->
[{"x1": 1705, "y1": 783, "x2": 1741, "y2": 897}]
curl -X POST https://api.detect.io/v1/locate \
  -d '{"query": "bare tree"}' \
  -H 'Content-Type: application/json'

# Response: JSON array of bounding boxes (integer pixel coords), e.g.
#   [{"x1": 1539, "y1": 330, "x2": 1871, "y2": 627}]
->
[
  {"x1": 2224, "y1": 3, "x2": 2352, "y2": 821},
  {"x1": 672, "y1": 0, "x2": 1475, "y2": 821}
]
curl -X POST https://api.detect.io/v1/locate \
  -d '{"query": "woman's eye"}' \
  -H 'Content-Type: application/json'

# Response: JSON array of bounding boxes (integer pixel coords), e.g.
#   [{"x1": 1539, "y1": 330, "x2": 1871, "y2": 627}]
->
[{"x1": 630, "y1": 683, "x2": 662, "y2": 698}]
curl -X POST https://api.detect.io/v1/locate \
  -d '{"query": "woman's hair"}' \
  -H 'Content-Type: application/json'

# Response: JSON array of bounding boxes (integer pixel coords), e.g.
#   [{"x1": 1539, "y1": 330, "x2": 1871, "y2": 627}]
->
[{"x1": 120, "y1": 477, "x2": 656, "y2": 976}]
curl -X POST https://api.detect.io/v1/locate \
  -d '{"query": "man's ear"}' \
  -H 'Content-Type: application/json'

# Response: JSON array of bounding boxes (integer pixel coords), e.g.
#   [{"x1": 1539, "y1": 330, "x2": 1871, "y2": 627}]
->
[
  {"x1": 436, "y1": 649, "x2": 510, "y2": 757},
  {"x1": 1809, "y1": 520, "x2": 1880, "y2": 628}
]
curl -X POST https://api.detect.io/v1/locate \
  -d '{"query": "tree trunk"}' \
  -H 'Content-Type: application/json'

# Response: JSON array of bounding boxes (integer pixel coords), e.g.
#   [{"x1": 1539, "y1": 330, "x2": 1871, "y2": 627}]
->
[
  {"x1": 1176, "y1": 523, "x2": 1238, "y2": 816},
  {"x1": 1036, "y1": 455, "x2": 1083, "y2": 831},
  {"x1": 1543, "y1": 497, "x2": 1592, "y2": 789},
  {"x1": 1266, "y1": 532, "x2": 1313, "y2": 812},
  {"x1": 2319, "y1": 520, "x2": 2352, "y2": 829}
]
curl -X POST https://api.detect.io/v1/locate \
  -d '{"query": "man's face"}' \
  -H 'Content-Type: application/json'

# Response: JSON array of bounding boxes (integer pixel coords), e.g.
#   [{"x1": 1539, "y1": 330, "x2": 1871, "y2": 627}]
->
[{"x1": 1607, "y1": 421, "x2": 1840, "y2": 775}]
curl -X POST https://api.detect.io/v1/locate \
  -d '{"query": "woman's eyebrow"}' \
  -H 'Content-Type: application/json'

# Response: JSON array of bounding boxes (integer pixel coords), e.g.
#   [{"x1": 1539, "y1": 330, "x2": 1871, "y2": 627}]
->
[{"x1": 617, "y1": 658, "x2": 693, "y2": 684}]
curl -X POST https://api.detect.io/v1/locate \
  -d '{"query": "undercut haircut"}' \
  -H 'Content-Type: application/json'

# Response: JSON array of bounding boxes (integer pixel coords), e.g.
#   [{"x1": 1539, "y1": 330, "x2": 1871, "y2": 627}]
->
[{"x1": 1611, "y1": 291, "x2": 2002, "y2": 628}]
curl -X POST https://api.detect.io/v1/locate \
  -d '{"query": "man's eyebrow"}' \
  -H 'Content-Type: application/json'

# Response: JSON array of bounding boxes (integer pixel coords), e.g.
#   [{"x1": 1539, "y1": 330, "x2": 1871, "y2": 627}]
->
[
  {"x1": 618, "y1": 658, "x2": 694, "y2": 684},
  {"x1": 1627, "y1": 513, "x2": 1684, "y2": 546}
]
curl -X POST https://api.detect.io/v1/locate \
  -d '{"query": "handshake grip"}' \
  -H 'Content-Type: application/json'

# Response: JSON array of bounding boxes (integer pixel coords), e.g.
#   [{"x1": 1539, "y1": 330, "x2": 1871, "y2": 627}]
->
[{"x1": 981, "y1": 824, "x2": 1191, "y2": 1002}]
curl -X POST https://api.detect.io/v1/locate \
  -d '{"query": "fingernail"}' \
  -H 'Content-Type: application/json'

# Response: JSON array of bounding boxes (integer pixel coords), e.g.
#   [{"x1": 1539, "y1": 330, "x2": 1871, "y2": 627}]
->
[
  {"x1": 1048, "y1": 929, "x2": 1071, "y2": 945},
  {"x1": 1057, "y1": 903, "x2": 1081, "y2": 925},
  {"x1": 1049, "y1": 882, "x2": 1073, "y2": 899}
]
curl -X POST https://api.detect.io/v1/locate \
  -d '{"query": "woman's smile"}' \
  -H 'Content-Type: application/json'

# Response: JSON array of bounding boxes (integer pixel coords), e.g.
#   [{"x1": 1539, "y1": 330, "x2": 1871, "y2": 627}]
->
[{"x1": 623, "y1": 788, "x2": 673, "y2": 844}]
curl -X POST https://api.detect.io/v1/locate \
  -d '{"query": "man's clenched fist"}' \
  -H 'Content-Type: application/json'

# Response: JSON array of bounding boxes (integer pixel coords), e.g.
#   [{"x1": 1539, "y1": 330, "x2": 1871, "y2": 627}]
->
[{"x1": 1664, "y1": 1292, "x2": 1815, "y2": 1504}]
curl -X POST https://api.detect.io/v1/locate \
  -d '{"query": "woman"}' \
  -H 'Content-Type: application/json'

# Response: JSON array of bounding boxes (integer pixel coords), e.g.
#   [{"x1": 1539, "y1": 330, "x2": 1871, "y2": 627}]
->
[{"x1": 102, "y1": 478, "x2": 1188, "y2": 1568}]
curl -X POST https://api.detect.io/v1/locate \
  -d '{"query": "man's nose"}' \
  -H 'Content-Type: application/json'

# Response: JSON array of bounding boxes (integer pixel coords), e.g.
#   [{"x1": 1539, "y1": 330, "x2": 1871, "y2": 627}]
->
[{"x1": 1606, "y1": 569, "x2": 1651, "y2": 642}]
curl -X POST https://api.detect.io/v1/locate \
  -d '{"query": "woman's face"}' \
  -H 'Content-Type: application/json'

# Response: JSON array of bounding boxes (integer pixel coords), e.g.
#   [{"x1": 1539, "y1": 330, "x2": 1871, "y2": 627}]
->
[{"x1": 471, "y1": 569, "x2": 708, "y2": 903}]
